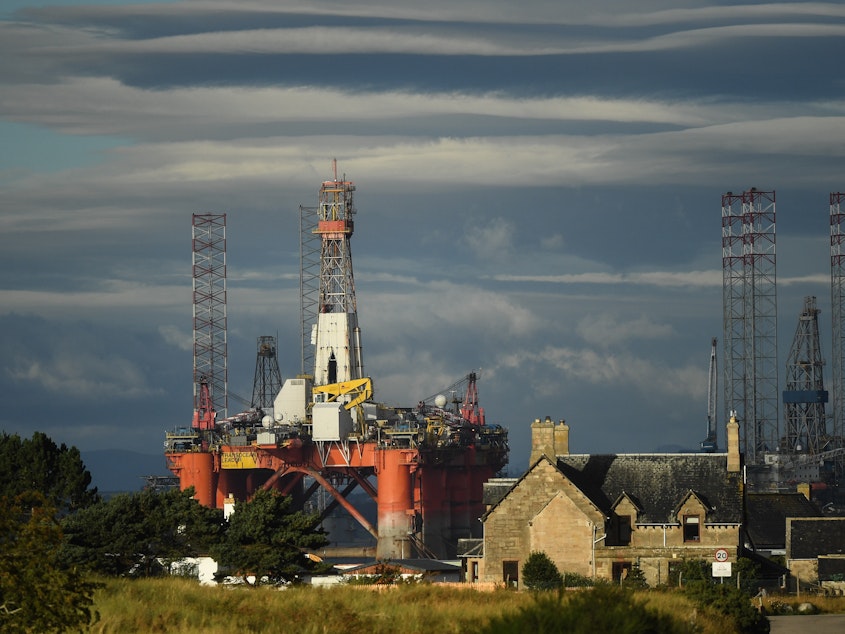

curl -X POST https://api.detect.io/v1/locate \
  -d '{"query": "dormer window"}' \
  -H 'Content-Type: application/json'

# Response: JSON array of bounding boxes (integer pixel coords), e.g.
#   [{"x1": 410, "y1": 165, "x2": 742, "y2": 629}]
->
[
  {"x1": 618, "y1": 515, "x2": 632, "y2": 545},
  {"x1": 683, "y1": 515, "x2": 700, "y2": 542}
]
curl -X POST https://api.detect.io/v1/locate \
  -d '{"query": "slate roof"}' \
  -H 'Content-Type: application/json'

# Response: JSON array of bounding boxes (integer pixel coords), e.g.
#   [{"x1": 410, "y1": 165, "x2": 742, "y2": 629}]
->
[
  {"x1": 456, "y1": 538, "x2": 483, "y2": 558},
  {"x1": 745, "y1": 493, "x2": 821, "y2": 549},
  {"x1": 483, "y1": 478, "x2": 518, "y2": 507},
  {"x1": 788, "y1": 518, "x2": 845, "y2": 559},
  {"x1": 818, "y1": 556, "x2": 845, "y2": 581},
  {"x1": 555, "y1": 453, "x2": 743, "y2": 524}
]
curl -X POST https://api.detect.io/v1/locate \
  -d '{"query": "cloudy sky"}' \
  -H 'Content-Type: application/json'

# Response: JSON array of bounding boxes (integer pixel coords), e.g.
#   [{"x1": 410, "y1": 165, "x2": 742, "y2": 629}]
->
[{"x1": 1, "y1": 0, "x2": 843, "y2": 477}]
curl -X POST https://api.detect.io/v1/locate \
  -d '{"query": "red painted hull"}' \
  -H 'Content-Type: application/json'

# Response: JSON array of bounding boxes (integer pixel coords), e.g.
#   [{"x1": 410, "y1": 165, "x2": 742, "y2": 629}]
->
[{"x1": 166, "y1": 440, "x2": 505, "y2": 558}]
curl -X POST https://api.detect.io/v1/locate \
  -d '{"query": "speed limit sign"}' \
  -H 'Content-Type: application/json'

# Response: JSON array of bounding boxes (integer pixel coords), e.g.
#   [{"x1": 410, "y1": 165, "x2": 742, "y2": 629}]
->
[{"x1": 715, "y1": 548, "x2": 729, "y2": 562}]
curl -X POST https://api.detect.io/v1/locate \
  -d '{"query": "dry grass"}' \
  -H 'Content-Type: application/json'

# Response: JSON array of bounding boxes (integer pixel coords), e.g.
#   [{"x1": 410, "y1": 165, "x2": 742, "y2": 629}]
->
[
  {"x1": 90, "y1": 578, "x2": 527, "y2": 634},
  {"x1": 761, "y1": 591, "x2": 845, "y2": 615},
  {"x1": 90, "y1": 577, "x2": 845, "y2": 633}
]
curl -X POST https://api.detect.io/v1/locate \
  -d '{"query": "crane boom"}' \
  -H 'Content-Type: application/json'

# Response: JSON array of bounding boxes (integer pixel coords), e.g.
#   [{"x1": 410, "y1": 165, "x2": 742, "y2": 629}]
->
[{"x1": 701, "y1": 337, "x2": 718, "y2": 452}]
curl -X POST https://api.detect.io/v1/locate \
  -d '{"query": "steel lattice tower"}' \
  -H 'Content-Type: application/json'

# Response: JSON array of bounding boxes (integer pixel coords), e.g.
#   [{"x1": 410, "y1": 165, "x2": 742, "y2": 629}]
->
[
  {"x1": 192, "y1": 213, "x2": 228, "y2": 418},
  {"x1": 252, "y1": 335, "x2": 282, "y2": 409},
  {"x1": 721, "y1": 189, "x2": 779, "y2": 464},
  {"x1": 312, "y1": 161, "x2": 364, "y2": 385},
  {"x1": 782, "y1": 296, "x2": 828, "y2": 455},
  {"x1": 722, "y1": 192, "x2": 746, "y2": 449},
  {"x1": 830, "y1": 192, "x2": 845, "y2": 454},
  {"x1": 300, "y1": 205, "x2": 320, "y2": 376}
]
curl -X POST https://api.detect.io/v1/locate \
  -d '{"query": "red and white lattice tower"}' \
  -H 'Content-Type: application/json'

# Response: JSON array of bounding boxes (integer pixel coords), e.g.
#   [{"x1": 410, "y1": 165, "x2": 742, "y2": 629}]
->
[
  {"x1": 312, "y1": 161, "x2": 364, "y2": 386},
  {"x1": 721, "y1": 189, "x2": 778, "y2": 465},
  {"x1": 830, "y1": 193, "x2": 845, "y2": 457},
  {"x1": 192, "y1": 213, "x2": 228, "y2": 419}
]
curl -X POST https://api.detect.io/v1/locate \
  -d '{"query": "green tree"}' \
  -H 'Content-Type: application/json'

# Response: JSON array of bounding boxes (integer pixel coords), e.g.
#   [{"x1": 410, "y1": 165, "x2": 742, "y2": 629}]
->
[
  {"x1": 0, "y1": 432, "x2": 99, "y2": 513},
  {"x1": 522, "y1": 551, "x2": 563, "y2": 591},
  {"x1": 621, "y1": 562, "x2": 649, "y2": 589},
  {"x1": 0, "y1": 492, "x2": 98, "y2": 633},
  {"x1": 214, "y1": 489, "x2": 330, "y2": 585},
  {"x1": 60, "y1": 487, "x2": 224, "y2": 576}
]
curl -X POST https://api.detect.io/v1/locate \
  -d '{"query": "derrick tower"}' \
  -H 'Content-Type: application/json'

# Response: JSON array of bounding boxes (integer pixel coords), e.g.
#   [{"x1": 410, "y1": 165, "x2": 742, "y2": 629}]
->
[
  {"x1": 782, "y1": 296, "x2": 828, "y2": 455},
  {"x1": 721, "y1": 189, "x2": 778, "y2": 464},
  {"x1": 192, "y1": 213, "x2": 227, "y2": 419},
  {"x1": 252, "y1": 335, "x2": 282, "y2": 409},
  {"x1": 313, "y1": 160, "x2": 363, "y2": 386}
]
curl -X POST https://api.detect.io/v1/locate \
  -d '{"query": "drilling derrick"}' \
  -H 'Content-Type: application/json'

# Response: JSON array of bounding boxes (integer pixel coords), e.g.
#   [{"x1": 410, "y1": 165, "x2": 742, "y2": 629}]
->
[
  {"x1": 252, "y1": 336, "x2": 282, "y2": 409},
  {"x1": 314, "y1": 161, "x2": 364, "y2": 386},
  {"x1": 782, "y1": 297, "x2": 828, "y2": 456},
  {"x1": 721, "y1": 189, "x2": 778, "y2": 465}
]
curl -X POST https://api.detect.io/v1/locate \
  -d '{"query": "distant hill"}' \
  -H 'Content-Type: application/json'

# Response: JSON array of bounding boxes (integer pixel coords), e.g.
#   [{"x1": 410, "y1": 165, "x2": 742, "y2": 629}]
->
[{"x1": 82, "y1": 449, "x2": 170, "y2": 494}]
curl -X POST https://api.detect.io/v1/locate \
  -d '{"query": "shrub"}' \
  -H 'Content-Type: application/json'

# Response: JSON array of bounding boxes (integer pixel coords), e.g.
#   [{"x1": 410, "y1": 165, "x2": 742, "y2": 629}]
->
[
  {"x1": 522, "y1": 551, "x2": 563, "y2": 591},
  {"x1": 480, "y1": 583, "x2": 686, "y2": 633},
  {"x1": 561, "y1": 571, "x2": 594, "y2": 588},
  {"x1": 683, "y1": 580, "x2": 769, "y2": 633}
]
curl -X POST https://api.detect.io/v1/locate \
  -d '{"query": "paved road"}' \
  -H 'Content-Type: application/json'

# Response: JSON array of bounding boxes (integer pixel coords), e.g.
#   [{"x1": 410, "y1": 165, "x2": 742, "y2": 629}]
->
[{"x1": 769, "y1": 614, "x2": 845, "y2": 633}]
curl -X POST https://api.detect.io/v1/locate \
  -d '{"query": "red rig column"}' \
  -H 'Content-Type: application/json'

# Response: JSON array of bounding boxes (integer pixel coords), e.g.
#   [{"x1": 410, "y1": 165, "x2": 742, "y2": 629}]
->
[
  {"x1": 375, "y1": 447, "x2": 415, "y2": 558},
  {"x1": 178, "y1": 452, "x2": 217, "y2": 508}
]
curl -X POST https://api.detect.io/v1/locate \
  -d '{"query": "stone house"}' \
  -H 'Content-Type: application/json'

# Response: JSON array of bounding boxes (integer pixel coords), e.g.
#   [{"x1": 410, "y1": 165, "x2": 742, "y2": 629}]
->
[
  {"x1": 786, "y1": 517, "x2": 845, "y2": 590},
  {"x1": 469, "y1": 415, "x2": 744, "y2": 588}
]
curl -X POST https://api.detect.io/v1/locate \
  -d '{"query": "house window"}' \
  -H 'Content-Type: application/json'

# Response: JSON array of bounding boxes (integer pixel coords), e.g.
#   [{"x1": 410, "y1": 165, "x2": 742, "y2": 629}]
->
[
  {"x1": 618, "y1": 515, "x2": 632, "y2": 545},
  {"x1": 683, "y1": 515, "x2": 700, "y2": 542},
  {"x1": 503, "y1": 560, "x2": 519, "y2": 587},
  {"x1": 470, "y1": 561, "x2": 479, "y2": 583}
]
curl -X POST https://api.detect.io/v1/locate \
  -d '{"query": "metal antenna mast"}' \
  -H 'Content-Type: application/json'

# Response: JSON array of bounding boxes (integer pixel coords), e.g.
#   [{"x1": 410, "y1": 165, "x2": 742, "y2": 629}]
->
[
  {"x1": 782, "y1": 296, "x2": 828, "y2": 455},
  {"x1": 252, "y1": 335, "x2": 282, "y2": 409},
  {"x1": 721, "y1": 189, "x2": 778, "y2": 464},
  {"x1": 192, "y1": 213, "x2": 228, "y2": 419}
]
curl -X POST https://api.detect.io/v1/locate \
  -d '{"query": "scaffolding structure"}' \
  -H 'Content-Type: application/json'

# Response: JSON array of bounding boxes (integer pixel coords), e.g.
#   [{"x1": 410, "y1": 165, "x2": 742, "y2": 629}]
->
[
  {"x1": 721, "y1": 189, "x2": 778, "y2": 465},
  {"x1": 782, "y1": 296, "x2": 828, "y2": 455},
  {"x1": 192, "y1": 213, "x2": 227, "y2": 418},
  {"x1": 251, "y1": 335, "x2": 282, "y2": 409}
]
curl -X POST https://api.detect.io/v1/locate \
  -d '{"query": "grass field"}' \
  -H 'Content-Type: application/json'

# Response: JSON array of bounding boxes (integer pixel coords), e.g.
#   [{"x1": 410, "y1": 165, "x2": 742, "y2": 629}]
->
[{"x1": 85, "y1": 577, "x2": 845, "y2": 633}]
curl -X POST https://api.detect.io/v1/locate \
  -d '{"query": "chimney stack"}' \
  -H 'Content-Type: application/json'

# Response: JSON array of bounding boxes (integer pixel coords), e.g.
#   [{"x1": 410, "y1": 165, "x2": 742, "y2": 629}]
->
[
  {"x1": 726, "y1": 411, "x2": 741, "y2": 473},
  {"x1": 530, "y1": 416, "x2": 569, "y2": 463}
]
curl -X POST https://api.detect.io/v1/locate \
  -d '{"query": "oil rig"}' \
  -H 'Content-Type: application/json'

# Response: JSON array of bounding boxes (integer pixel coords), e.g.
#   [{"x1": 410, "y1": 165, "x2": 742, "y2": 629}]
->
[
  {"x1": 721, "y1": 189, "x2": 845, "y2": 496},
  {"x1": 165, "y1": 164, "x2": 508, "y2": 558}
]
